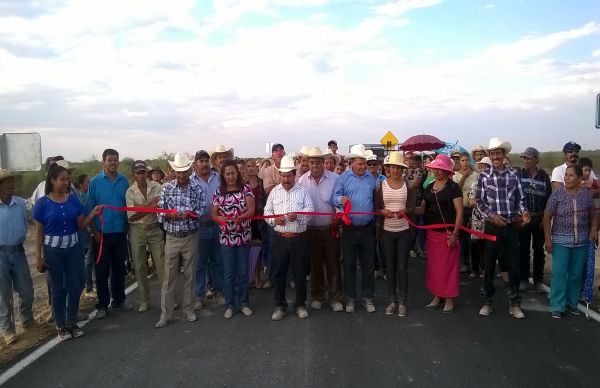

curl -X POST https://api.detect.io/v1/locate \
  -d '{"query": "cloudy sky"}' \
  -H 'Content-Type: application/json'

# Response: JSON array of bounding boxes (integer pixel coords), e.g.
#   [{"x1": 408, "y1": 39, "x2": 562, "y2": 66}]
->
[{"x1": 0, "y1": 0, "x2": 599, "y2": 161}]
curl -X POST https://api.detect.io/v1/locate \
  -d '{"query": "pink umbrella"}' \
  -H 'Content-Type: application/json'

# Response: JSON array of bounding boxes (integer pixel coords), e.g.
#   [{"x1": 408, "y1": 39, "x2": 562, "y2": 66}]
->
[{"x1": 400, "y1": 134, "x2": 445, "y2": 152}]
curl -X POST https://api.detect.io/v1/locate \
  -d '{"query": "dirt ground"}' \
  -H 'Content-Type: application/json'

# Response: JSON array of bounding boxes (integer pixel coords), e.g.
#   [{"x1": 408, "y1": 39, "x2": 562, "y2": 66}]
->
[{"x1": 1, "y1": 225, "x2": 600, "y2": 372}]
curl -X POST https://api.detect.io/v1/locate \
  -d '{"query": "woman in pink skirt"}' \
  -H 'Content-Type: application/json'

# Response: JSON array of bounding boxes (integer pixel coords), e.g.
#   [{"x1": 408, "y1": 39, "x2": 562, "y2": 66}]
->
[{"x1": 416, "y1": 154, "x2": 463, "y2": 313}]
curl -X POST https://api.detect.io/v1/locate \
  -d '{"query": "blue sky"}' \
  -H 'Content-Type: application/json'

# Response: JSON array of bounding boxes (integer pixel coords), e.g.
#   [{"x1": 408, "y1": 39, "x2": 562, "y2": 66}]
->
[{"x1": 0, "y1": 0, "x2": 599, "y2": 161}]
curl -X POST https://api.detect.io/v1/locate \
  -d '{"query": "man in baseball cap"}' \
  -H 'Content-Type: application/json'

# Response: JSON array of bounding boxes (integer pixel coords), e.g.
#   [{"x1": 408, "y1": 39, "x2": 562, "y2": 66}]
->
[{"x1": 551, "y1": 141, "x2": 595, "y2": 189}]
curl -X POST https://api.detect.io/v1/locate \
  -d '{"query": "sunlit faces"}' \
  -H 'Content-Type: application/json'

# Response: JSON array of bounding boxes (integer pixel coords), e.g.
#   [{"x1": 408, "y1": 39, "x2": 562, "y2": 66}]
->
[
  {"x1": 335, "y1": 165, "x2": 344, "y2": 175},
  {"x1": 174, "y1": 168, "x2": 192, "y2": 185},
  {"x1": 279, "y1": 171, "x2": 295, "y2": 189},
  {"x1": 103, "y1": 155, "x2": 119, "y2": 174},
  {"x1": 459, "y1": 155, "x2": 470, "y2": 170},
  {"x1": 387, "y1": 164, "x2": 405, "y2": 179},
  {"x1": 564, "y1": 166, "x2": 583, "y2": 189},
  {"x1": 582, "y1": 165, "x2": 592, "y2": 181},
  {"x1": 196, "y1": 157, "x2": 211, "y2": 175},
  {"x1": 245, "y1": 159, "x2": 258, "y2": 177},
  {"x1": 214, "y1": 153, "x2": 228, "y2": 169},
  {"x1": 299, "y1": 156, "x2": 309, "y2": 175},
  {"x1": 0, "y1": 177, "x2": 16, "y2": 197},
  {"x1": 308, "y1": 157, "x2": 324, "y2": 178},
  {"x1": 488, "y1": 149, "x2": 505, "y2": 169},
  {"x1": 351, "y1": 158, "x2": 367, "y2": 176},
  {"x1": 324, "y1": 156, "x2": 335, "y2": 172},
  {"x1": 472, "y1": 150, "x2": 486, "y2": 162},
  {"x1": 432, "y1": 168, "x2": 449, "y2": 180},
  {"x1": 272, "y1": 146, "x2": 285, "y2": 162},
  {"x1": 521, "y1": 156, "x2": 537, "y2": 170},
  {"x1": 52, "y1": 170, "x2": 70, "y2": 193},
  {"x1": 223, "y1": 165, "x2": 238, "y2": 187},
  {"x1": 133, "y1": 169, "x2": 147, "y2": 184}
]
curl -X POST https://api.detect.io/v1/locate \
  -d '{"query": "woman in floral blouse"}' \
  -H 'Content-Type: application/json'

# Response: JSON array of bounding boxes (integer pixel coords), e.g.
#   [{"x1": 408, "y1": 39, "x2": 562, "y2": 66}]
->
[{"x1": 212, "y1": 160, "x2": 256, "y2": 319}]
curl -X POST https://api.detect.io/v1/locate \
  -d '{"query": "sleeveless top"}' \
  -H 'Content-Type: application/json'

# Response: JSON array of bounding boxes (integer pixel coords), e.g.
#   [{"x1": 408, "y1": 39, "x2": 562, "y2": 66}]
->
[{"x1": 382, "y1": 180, "x2": 409, "y2": 232}]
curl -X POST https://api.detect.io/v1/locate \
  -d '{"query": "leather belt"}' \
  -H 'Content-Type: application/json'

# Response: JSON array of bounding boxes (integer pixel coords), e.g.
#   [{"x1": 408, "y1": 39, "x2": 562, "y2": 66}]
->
[
  {"x1": 276, "y1": 231, "x2": 305, "y2": 239},
  {"x1": 167, "y1": 229, "x2": 198, "y2": 238},
  {"x1": 0, "y1": 244, "x2": 24, "y2": 253}
]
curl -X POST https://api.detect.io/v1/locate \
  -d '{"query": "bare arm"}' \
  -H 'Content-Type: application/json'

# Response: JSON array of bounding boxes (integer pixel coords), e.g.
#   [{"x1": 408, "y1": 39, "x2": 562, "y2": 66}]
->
[
  {"x1": 34, "y1": 221, "x2": 47, "y2": 273},
  {"x1": 543, "y1": 211, "x2": 553, "y2": 253}
]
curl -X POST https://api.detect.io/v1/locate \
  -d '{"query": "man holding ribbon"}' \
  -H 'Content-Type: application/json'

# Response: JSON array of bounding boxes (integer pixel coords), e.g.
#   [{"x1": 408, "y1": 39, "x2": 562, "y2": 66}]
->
[
  {"x1": 264, "y1": 155, "x2": 314, "y2": 321},
  {"x1": 86, "y1": 149, "x2": 131, "y2": 319},
  {"x1": 332, "y1": 144, "x2": 378, "y2": 314},
  {"x1": 155, "y1": 153, "x2": 205, "y2": 328}
]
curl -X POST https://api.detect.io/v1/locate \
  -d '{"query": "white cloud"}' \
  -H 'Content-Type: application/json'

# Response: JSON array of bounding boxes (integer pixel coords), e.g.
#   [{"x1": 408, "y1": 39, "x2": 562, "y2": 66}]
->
[
  {"x1": 0, "y1": 1, "x2": 598, "y2": 161},
  {"x1": 374, "y1": 0, "x2": 443, "y2": 17},
  {"x1": 485, "y1": 4, "x2": 495, "y2": 9}
]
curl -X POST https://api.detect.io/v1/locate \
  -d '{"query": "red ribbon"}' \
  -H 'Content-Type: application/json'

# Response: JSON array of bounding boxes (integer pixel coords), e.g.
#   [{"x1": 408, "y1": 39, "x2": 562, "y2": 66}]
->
[{"x1": 96, "y1": 200, "x2": 553, "y2": 263}]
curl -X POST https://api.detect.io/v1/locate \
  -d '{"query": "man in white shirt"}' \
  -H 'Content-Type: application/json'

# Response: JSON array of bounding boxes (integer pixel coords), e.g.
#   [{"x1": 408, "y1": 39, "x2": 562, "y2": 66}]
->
[
  {"x1": 551, "y1": 141, "x2": 596, "y2": 189},
  {"x1": 297, "y1": 147, "x2": 343, "y2": 312},
  {"x1": 264, "y1": 155, "x2": 314, "y2": 321}
]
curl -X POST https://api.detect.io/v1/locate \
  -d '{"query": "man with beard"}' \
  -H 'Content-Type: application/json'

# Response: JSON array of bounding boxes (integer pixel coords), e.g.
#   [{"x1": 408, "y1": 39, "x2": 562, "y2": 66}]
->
[
  {"x1": 191, "y1": 150, "x2": 225, "y2": 308},
  {"x1": 551, "y1": 141, "x2": 596, "y2": 189}
]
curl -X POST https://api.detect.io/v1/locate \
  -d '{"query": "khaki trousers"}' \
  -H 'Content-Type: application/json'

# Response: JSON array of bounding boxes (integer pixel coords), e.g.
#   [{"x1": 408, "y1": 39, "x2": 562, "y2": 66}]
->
[
  {"x1": 129, "y1": 224, "x2": 165, "y2": 305},
  {"x1": 160, "y1": 231, "x2": 198, "y2": 320},
  {"x1": 307, "y1": 228, "x2": 342, "y2": 303}
]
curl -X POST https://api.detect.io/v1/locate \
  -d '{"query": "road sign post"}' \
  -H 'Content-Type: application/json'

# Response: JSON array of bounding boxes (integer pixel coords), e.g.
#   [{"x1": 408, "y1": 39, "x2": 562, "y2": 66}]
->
[{"x1": 596, "y1": 94, "x2": 600, "y2": 128}]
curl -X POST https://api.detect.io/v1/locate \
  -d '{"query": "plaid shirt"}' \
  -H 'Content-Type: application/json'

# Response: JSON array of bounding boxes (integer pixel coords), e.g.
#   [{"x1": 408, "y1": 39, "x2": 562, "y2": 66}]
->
[
  {"x1": 475, "y1": 167, "x2": 527, "y2": 219},
  {"x1": 158, "y1": 179, "x2": 205, "y2": 234}
]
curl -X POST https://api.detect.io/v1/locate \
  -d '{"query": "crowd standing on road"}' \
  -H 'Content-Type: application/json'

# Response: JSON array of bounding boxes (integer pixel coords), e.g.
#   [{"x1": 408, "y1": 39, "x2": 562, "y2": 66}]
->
[{"x1": 0, "y1": 137, "x2": 599, "y2": 344}]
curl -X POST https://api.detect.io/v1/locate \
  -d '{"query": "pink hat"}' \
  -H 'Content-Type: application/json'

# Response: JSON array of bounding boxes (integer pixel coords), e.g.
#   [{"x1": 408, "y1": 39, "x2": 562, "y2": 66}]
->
[{"x1": 425, "y1": 154, "x2": 455, "y2": 175}]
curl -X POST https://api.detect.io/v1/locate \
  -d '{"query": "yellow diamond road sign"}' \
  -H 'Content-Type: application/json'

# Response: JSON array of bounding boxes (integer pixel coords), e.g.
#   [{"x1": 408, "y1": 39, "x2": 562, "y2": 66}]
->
[{"x1": 380, "y1": 131, "x2": 398, "y2": 147}]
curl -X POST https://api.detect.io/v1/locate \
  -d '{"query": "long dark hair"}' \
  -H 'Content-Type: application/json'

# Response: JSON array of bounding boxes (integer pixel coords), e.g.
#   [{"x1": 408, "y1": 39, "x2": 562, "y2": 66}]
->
[
  {"x1": 219, "y1": 159, "x2": 244, "y2": 193},
  {"x1": 45, "y1": 164, "x2": 68, "y2": 194}
]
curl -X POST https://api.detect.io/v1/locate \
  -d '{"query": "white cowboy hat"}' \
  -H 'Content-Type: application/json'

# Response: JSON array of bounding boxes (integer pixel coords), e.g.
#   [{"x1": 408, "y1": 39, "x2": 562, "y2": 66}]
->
[
  {"x1": 276, "y1": 155, "x2": 296, "y2": 173},
  {"x1": 305, "y1": 147, "x2": 327, "y2": 158},
  {"x1": 55, "y1": 160, "x2": 73, "y2": 170},
  {"x1": 209, "y1": 145, "x2": 234, "y2": 167},
  {"x1": 0, "y1": 169, "x2": 18, "y2": 181},
  {"x1": 168, "y1": 152, "x2": 193, "y2": 172},
  {"x1": 366, "y1": 154, "x2": 378, "y2": 162},
  {"x1": 486, "y1": 138, "x2": 512, "y2": 154},
  {"x1": 383, "y1": 152, "x2": 408, "y2": 168},
  {"x1": 471, "y1": 144, "x2": 486, "y2": 153},
  {"x1": 297, "y1": 146, "x2": 311, "y2": 157},
  {"x1": 477, "y1": 156, "x2": 493, "y2": 166},
  {"x1": 345, "y1": 144, "x2": 373, "y2": 161},
  {"x1": 324, "y1": 151, "x2": 342, "y2": 166}
]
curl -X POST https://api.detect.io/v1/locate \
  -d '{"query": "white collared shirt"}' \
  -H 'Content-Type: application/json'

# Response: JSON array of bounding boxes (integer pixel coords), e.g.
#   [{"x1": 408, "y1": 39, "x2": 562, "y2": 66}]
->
[{"x1": 264, "y1": 183, "x2": 314, "y2": 233}]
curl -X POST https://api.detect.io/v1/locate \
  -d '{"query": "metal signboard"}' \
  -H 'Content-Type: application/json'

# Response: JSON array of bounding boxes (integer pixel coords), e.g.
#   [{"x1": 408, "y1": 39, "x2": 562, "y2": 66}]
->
[
  {"x1": 379, "y1": 131, "x2": 398, "y2": 149},
  {"x1": 0, "y1": 132, "x2": 42, "y2": 171}
]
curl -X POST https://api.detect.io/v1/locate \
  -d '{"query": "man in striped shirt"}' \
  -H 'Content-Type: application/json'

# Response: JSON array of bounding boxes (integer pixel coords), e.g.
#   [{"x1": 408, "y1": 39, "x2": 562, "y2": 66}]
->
[
  {"x1": 475, "y1": 138, "x2": 530, "y2": 319},
  {"x1": 264, "y1": 155, "x2": 314, "y2": 321}
]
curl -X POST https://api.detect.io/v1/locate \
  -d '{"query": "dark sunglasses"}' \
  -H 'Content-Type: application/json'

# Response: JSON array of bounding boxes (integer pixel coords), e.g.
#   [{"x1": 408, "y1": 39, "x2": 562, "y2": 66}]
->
[{"x1": 367, "y1": 162, "x2": 378, "y2": 166}]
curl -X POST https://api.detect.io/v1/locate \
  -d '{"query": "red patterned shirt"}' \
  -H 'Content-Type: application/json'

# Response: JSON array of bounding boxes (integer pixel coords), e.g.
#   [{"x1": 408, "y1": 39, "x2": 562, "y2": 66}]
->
[{"x1": 212, "y1": 185, "x2": 254, "y2": 246}]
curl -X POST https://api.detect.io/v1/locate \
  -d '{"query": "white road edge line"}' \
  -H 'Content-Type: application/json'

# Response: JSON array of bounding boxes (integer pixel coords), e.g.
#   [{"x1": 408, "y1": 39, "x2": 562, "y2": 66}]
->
[{"x1": 0, "y1": 277, "x2": 146, "y2": 386}]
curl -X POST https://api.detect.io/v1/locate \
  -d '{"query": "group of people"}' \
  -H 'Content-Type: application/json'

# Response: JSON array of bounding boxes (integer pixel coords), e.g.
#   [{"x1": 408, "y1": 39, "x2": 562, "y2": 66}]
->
[{"x1": 0, "y1": 137, "x2": 598, "y2": 344}]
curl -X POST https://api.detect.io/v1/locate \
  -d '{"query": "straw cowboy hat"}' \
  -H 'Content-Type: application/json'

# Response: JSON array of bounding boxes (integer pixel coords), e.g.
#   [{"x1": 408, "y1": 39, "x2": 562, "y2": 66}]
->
[
  {"x1": 168, "y1": 152, "x2": 193, "y2": 172},
  {"x1": 477, "y1": 157, "x2": 492, "y2": 167},
  {"x1": 209, "y1": 145, "x2": 234, "y2": 167},
  {"x1": 0, "y1": 169, "x2": 19, "y2": 182},
  {"x1": 486, "y1": 138, "x2": 512, "y2": 154},
  {"x1": 324, "y1": 151, "x2": 342, "y2": 166},
  {"x1": 425, "y1": 154, "x2": 455, "y2": 175},
  {"x1": 276, "y1": 155, "x2": 296, "y2": 173},
  {"x1": 55, "y1": 160, "x2": 73, "y2": 170},
  {"x1": 471, "y1": 144, "x2": 486, "y2": 153},
  {"x1": 297, "y1": 146, "x2": 311, "y2": 157},
  {"x1": 305, "y1": 147, "x2": 327, "y2": 158},
  {"x1": 383, "y1": 152, "x2": 408, "y2": 168},
  {"x1": 345, "y1": 144, "x2": 374, "y2": 161}
]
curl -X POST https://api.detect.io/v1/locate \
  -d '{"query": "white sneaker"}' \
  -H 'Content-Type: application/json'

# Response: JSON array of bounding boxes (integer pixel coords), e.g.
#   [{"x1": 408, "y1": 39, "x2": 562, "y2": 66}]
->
[
  {"x1": 155, "y1": 319, "x2": 168, "y2": 328},
  {"x1": 478, "y1": 305, "x2": 493, "y2": 317},
  {"x1": 310, "y1": 300, "x2": 322, "y2": 310},
  {"x1": 241, "y1": 306, "x2": 253, "y2": 316},
  {"x1": 365, "y1": 299, "x2": 376, "y2": 313},
  {"x1": 296, "y1": 307, "x2": 309, "y2": 319},
  {"x1": 331, "y1": 302, "x2": 344, "y2": 312},
  {"x1": 138, "y1": 302, "x2": 150, "y2": 313},
  {"x1": 385, "y1": 302, "x2": 398, "y2": 315},
  {"x1": 271, "y1": 308, "x2": 286, "y2": 321},
  {"x1": 224, "y1": 309, "x2": 233, "y2": 319},
  {"x1": 397, "y1": 304, "x2": 407, "y2": 317},
  {"x1": 509, "y1": 306, "x2": 525, "y2": 319},
  {"x1": 186, "y1": 312, "x2": 197, "y2": 322},
  {"x1": 345, "y1": 301, "x2": 355, "y2": 313}
]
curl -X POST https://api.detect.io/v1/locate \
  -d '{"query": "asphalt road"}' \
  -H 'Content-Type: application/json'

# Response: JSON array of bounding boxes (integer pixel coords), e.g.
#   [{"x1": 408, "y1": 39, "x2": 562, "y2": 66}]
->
[{"x1": 3, "y1": 257, "x2": 600, "y2": 388}]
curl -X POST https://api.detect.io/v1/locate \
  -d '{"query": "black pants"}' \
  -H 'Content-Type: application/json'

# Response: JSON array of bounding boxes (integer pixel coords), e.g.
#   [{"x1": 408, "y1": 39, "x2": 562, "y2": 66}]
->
[
  {"x1": 381, "y1": 229, "x2": 413, "y2": 304},
  {"x1": 481, "y1": 223, "x2": 521, "y2": 307},
  {"x1": 341, "y1": 223, "x2": 375, "y2": 301},
  {"x1": 93, "y1": 232, "x2": 127, "y2": 309},
  {"x1": 518, "y1": 218, "x2": 545, "y2": 283},
  {"x1": 460, "y1": 208, "x2": 472, "y2": 266},
  {"x1": 273, "y1": 232, "x2": 308, "y2": 309}
]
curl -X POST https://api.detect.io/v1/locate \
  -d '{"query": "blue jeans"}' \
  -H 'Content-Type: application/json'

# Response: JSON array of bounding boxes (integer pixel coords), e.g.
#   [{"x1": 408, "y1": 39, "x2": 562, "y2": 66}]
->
[
  {"x1": 221, "y1": 243, "x2": 251, "y2": 310},
  {"x1": 0, "y1": 247, "x2": 34, "y2": 334},
  {"x1": 196, "y1": 224, "x2": 224, "y2": 297},
  {"x1": 549, "y1": 244, "x2": 587, "y2": 312},
  {"x1": 44, "y1": 244, "x2": 84, "y2": 329}
]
